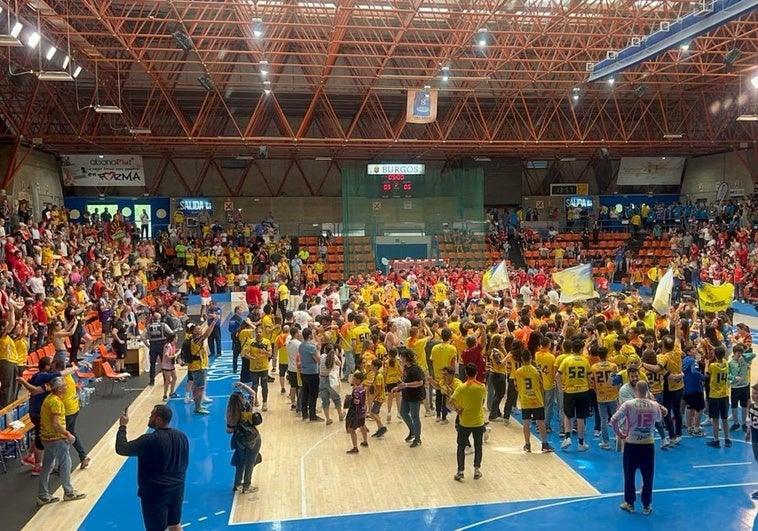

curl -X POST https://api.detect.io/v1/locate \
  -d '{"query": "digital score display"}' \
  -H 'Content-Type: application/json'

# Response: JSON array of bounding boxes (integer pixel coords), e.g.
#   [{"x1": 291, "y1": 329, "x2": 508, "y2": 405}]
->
[{"x1": 379, "y1": 173, "x2": 416, "y2": 198}]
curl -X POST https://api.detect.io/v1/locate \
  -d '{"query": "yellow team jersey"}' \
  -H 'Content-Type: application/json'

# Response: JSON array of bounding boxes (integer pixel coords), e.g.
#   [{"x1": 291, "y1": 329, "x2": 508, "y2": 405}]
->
[
  {"x1": 0, "y1": 335, "x2": 13, "y2": 362},
  {"x1": 430, "y1": 342, "x2": 457, "y2": 379},
  {"x1": 384, "y1": 360, "x2": 402, "y2": 384},
  {"x1": 350, "y1": 324, "x2": 372, "y2": 356},
  {"x1": 245, "y1": 337, "x2": 271, "y2": 372},
  {"x1": 275, "y1": 333, "x2": 289, "y2": 364},
  {"x1": 197, "y1": 255, "x2": 209, "y2": 268},
  {"x1": 61, "y1": 373, "x2": 80, "y2": 415},
  {"x1": 187, "y1": 337, "x2": 209, "y2": 371},
  {"x1": 370, "y1": 371, "x2": 386, "y2": 403},
  {"x1": 433, "y1": 282, "x2": 447, "y2": 302},
  {"x1": 590, "y1": 361, "x2": 619, "y2": 402},
  {"x1": 440, "y1": 376, "x2": 462, "y2": 398},
  {"x1": 450, "y1": 380, "x2": 487, "y2": 428},
  {"x1": 277, "y1": 284, "x2": 289, "y2": 301},
  {"x1": 40, "y1": 394, "x2": 66, "y2": 441},
  {"x1": 408, "y1": 337, "x2": 429, "y2": 371},
  {"x1": 661, "y1": 348, "x2": 684, "y2": 392},
  {"x1": 400, "y1": 281, "x2": 411, "y2": 299},
  {"x1": 708, "y1": 360, "x2": 730, "y2": 399},
  {"x1": 367, "y1": 303, "x2": 386, "y2": 320},
  {"x1": 643, "y1": 355, "x2": 667, "y2": 395},
  {"x1": 375, "y1": 344, "x2": 387, "y2": 359},
  {"x1": 13, "y1": 337, "x2": 28, "y2": 366},
  {"x1": 261, "y1": 314, "x2": 274, "y2": 340},
  {"x1": 514, "y1": 364, "x2": 544, "y2": 409},
  {"x1": 558, "y1": 355, "x2": 591, "y2": 394},
  {"x1": 360, "y1": 287, "x2": 373, "y2": 305},
  {"x1": 601, "y1": 332, "x2": 618, "y2": 352},
  {"x1": 554, "y1": 353, "x2": 569, "y2": 388},
  {"x1": 185, "y1": 252, "x2": 195, "y2": 266},
  {"x1": 490, "y1": 348, "x2": 507, "y2": 374},
  {"x1": 535, "y1": 350, "x2": 556, "y2": 390}
]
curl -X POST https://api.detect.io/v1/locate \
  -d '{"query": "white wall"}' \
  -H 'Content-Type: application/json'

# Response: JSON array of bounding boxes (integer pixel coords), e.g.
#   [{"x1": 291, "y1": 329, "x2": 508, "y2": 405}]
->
[
  {"x1": 681, "y1": 151, "x2": 757, "y2": 201},
  {"x1": 0, "y1": 145, "x2": 63, "y2": 216}
]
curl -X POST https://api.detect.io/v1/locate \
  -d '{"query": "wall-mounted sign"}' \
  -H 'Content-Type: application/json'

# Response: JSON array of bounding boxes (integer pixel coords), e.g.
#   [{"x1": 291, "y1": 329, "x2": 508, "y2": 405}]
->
[
  {"x1": 61, "y1": 155, "x2": 145, "y2": 187},
  {"x1": 178, "y1": 198, "x2": 213, "y2": 216},
  {"x1": 367, "y1": 163, "x2": 425, "y2": 175}
]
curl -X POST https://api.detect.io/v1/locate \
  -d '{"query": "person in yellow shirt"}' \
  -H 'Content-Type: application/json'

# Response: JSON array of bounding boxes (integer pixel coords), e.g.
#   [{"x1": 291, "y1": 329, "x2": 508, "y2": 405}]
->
[
  {"x1": 36, "y1": 377, "x2": 86, "y2": 505},
  {"x1": 276, "y1": 281, "x2": 289, "y2": 320},
  {"x1": 488, "y1": 334, "x2": 507, "y2": 421},
  {"x1": 705, "y1": 346, "x2": 731, "y2": 448},
  {"x1": 450, "y1": 363, "x2": 487, "y2": 481},
  {"x1": 557, "y1": 338, "x2": 591, "y2": 451},
  {"x1": 349, "y1": 314, "x2": 372, "y2": 364},
  {"x1": 433, "y1": 279, "x2": 448, "y2": 303},
  {"x1": 367, "y1": 295, "x2": 388, "y2": 321},
  {"x1": 50, "y1": 359, "x2": 91, "y2": 468},
  {"x1": 384, "y1": 348, "x2": 402, "y2": 422},
  {"x1": 514, "y1": 350, "x2": 554, "y2": 453},
  {"x1": 367, "y1": 358, "x2": 388, "y2": 438},
  {"x1": 429, "y1": 329, "x2": 458, "y2": 423},
  {"x1": 534, "y1": 335, "x2": 557, "y2": 433},
  {"x1": 187, "y1": 319, "x2": 218, "y2": 415},
  {"x1": 406, "y1": 324, "x2": 433, "y2": 415},
  {"x1": 241, "y1": 327, "x2": 272, "y2": 411},
  {"x1": 275, "y1": 325, "x2": 290, "y2": 395},
  {"x1": 589, "y1": 347, "x2": 618, "y2": 449}
]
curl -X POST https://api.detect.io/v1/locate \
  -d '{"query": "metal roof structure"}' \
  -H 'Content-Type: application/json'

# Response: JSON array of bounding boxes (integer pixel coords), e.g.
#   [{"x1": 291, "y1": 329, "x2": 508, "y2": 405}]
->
[{"x1": 0, "y1": 0, "x2": 757, "y2": 161}]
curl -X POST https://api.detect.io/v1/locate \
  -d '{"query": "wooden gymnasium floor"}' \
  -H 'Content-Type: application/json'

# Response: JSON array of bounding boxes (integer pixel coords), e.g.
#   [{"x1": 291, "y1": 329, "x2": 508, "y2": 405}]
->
[{"x1": 20, "y1": 303, "x2": 758, "y2": 530}]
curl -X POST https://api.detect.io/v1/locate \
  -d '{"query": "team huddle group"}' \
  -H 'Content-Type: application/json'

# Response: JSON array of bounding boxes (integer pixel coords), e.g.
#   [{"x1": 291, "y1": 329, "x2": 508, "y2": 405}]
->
[{"x1": 224, "y1": 272, "x2": 757, "y2": 472}]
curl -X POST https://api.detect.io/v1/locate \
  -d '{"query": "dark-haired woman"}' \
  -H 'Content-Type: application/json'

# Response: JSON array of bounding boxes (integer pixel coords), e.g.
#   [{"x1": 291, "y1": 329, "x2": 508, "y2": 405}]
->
[
  {"x1": 392, "y1": 348, "x2": 426, "y2": 448},
  {"x1": 226, "y1": 382, "x2": 262, "y2": 494}
]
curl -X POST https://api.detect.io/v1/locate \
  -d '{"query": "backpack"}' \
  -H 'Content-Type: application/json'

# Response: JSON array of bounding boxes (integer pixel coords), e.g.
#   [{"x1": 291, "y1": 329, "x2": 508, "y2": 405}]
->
[{"x1": 180, "y1": 340, "x2": 194, "y2": 364}]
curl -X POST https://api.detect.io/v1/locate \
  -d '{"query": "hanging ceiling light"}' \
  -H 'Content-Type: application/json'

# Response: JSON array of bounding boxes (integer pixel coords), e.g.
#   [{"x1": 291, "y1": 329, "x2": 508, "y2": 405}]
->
[
  {"x1": 751, "y1": 75, "x2": 758, "y2": 90},
  {"x1": 263, "y1": 80, "x2": 271, "y2": 94},
  {"x1": 260, "y1": 60, "x2": 269, "y2": 77},
  {"x1": 45, "y1": 45, "x2": 56, "y2": 61},
  {"x1": 26, "y1": 31, "x2": 40, "y2": 49},
  {"x1": 476, "y1": 28, "x2": 488, "y2": 48},
  {"x1": 62, "y1": 55, "x2": 70, "y2": 69},
  {"x1": 252, "y1": 18, "x2": 264, "y2": 38},
  {"x1": 440, "y1": 64, "x2": 450, "y2": 82},
  {"x1": 72, "y1": 65, "x2": 82, "y2": 78},
  {"x1": 10, "y1": 22, "x2": 22, "y2": 38}
]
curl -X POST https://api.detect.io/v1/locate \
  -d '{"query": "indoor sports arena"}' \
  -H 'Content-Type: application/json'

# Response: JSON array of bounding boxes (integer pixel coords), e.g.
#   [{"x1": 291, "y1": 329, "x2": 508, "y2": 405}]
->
[{"x1": 1, "y1": 1, "x2": 758, "y2": 530}]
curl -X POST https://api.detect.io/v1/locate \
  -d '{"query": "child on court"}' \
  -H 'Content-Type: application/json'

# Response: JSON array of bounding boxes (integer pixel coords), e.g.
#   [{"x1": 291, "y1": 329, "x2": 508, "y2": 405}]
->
[
  {"x1": 513, "y1": 350, "x2": 554, "y2": 453},
  {"x1": 745, "y1": 383, "x2": 758, "y2": 500},
  {"x1": 345, "y1": 371, "x2": 369, "y2": 453},
  {"x1": 367, "y1": 359, "x2": 388, "y2": 438}
]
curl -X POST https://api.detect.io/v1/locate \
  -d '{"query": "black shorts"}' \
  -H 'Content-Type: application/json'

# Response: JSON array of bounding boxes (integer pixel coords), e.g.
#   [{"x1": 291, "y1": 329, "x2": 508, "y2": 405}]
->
[
  {"x1": 709, "y1": 397, "x2": 729, "y2": 419},
  {"x1": 731, "y1": 387, "x2": 749, "y2": 409},
  {"x1": 114, "y1": 346, "x2": 126, "y2": 360},
  {"x1": 683, "y1": 392, "x2": 705, "y2": 412},
  {"x1": 385, "y1": 382, "x2": 398, "y2": 393},
  {"x1": 141, "y1": 494, "x2": 183, "y2": 531},
  {"x1": 347, "y1": 416, "x2": 366, "y2": 430},
  {"x1": 187, "y1": 370, "x2": 194, "y2": 382},
  {"x1": 30, "y1": 414, "x2": 43, "y2": 450},
  {"x1": 522, "y1": 407, "x2": 545, "y2": 421},
  {"x1": 287, "y1": 371, "x2": 300, "y2": 388},
  {"x1": 563, "y1": 391, "x2": 590, "y2": 419}
]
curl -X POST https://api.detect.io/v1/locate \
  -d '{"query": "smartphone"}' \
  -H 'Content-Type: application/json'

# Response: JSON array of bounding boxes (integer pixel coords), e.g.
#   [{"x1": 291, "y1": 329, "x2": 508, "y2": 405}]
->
[{"x1": 123, "y1": 407, "x2": 128, "y2": 416}]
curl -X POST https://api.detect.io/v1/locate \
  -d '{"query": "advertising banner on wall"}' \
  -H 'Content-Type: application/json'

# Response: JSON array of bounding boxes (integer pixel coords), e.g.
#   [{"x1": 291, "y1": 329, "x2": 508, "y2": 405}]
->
[
  {"x1": 616, "y1": 157, "x2": 685, "y2": 186},
  {"x1": 61, "y1": 154, "x2": 146, "y2": 187}
]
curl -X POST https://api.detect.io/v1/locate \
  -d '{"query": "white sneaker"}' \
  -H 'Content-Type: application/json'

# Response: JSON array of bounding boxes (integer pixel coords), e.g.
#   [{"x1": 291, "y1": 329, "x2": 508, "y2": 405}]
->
[
  {"x1": 184, "y1": 394, "x2": 191, "y2": 404},
  {"x1": 672, "y1": 436, "x2": 682, "y2": 445},
  {"x1": 599, "y1": 442, "x2": 611, "y2": 450},
  {"x1": 464, "y1": 446, "x2": 474, "y2": 455},
  {"x1": 578, "y1": 443, "x2": 590, "y2": 452},
  {"x1": 661, "y1": 438, "x2": 671, "y2": 450},
  {"x1": 561, "y1": 437, "x2": 572, "y2": 450},
  {"x1": 202, "y1": 396, "x2": 213, "y2": 404},
  {"x1": 424, "y1": 410, "x2": 435, "y2": 418}
]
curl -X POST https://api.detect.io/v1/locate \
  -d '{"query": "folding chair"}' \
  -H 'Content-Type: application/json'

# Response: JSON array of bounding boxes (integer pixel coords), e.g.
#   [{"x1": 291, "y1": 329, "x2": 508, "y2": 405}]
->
[{"x1": 101, "y1": 362, "x2": 132, "y2": 396}]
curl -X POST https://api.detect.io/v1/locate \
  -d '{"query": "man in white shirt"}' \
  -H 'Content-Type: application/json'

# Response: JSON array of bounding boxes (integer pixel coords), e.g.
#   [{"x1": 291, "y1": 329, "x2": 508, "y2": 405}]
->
[
  {"x1": 308, "y1": 297, "x2": 325, "y2": 320},
  {"x1": 292, "y1": 304, "x2": 312, "y2": 332},
  {"x1": 285, "y1": 327, "x2": 303, "y2": 413},
  {"x1": 392, "y1": 308, "x2": 412, "y2": 344},
  {"x1": 27, "y1": 268, "x2": 46, "y2": 297}
]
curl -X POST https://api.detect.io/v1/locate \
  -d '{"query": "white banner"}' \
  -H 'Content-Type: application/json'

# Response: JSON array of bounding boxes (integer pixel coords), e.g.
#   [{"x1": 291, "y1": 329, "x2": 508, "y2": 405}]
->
[
  {"x1": 61, "y1": 154, "x2": 146, "y2": 187},
  {"x1": 616, "y1": 157, "x2": 685, "y2": 186}
]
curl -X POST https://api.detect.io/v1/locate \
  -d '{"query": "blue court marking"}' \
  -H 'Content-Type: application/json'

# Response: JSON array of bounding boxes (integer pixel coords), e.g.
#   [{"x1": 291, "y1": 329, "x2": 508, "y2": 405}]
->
[{"x1": 80, "y1": 332, "x2": 758, "y2": 531}]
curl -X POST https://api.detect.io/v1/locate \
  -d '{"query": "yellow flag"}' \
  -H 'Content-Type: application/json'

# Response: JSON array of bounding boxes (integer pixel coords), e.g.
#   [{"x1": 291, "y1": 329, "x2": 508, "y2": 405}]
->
[
  {"x1": 552, "y1": 263, "x2": 597, "y2": 303},
  {"x1": 697, "y1": 282, "x2": 734, "y2": 313}
]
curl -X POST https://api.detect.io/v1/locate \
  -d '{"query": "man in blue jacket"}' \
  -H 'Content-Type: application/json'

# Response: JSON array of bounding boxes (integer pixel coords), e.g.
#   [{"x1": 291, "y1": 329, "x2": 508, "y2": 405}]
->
[{"x1": 682, "y1": 345, "x2": 705, "y2": 437}]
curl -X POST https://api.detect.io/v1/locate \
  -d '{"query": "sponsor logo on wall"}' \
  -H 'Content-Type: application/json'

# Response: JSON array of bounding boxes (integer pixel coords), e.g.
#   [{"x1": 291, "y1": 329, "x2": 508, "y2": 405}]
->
[{"x1": 61, "y1": 154, "x2": 146, "y2": 187}]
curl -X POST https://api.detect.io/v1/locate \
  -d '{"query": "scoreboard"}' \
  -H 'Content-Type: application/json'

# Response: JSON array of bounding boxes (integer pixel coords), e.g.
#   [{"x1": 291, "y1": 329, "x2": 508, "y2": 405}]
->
[{"x1": 368, "y1": 163, "x2": 424, "y2": 199}]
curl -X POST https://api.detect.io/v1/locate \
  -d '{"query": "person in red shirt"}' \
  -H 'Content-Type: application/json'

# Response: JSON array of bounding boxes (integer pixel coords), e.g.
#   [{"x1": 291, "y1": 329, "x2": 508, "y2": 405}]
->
[
  {"x1": 31, "y1": 293, "x2": 49, "y2": 350},
  {"x1": 461, "y1": 323, "x2": 487, "y2": 383},
  {"x1": 245, "y1": 280, "x2": 262, "y2": 308},
  {"x1": 734, "y1": 264, "x2": 746, "y2": 301}
]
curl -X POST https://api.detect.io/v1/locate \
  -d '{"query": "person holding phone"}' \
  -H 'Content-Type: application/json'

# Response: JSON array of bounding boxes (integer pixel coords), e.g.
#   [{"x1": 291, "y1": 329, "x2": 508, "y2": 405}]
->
[{"x1": 226, "y1": 382, "x2": 262, "y2": 493}]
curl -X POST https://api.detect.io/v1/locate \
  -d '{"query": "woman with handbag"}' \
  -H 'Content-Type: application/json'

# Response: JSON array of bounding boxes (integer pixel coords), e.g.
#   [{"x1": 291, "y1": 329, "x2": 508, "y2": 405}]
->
[{"x1": 226, "y1": 382, "x2": 262, "y2": 494}]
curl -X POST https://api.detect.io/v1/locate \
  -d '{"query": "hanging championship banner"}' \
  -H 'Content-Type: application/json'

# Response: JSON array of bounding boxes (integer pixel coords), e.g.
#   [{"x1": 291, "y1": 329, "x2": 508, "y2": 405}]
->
[
  {"x1": 60, "y1": 154, "x2": 146, "y2": 187},
  {"x1": 406, "y1": 88, "x2": 438, "y2": 124}
]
